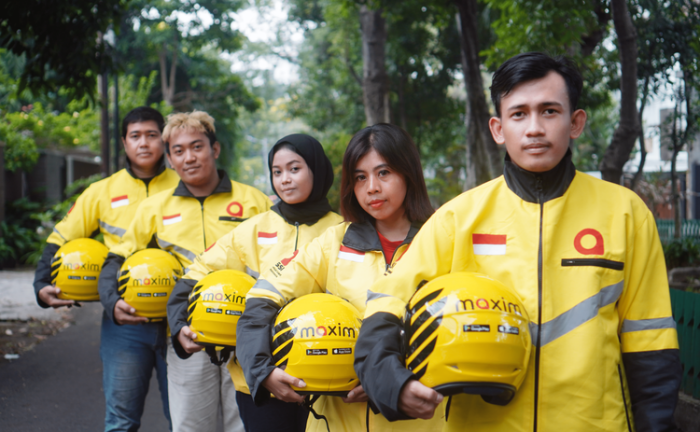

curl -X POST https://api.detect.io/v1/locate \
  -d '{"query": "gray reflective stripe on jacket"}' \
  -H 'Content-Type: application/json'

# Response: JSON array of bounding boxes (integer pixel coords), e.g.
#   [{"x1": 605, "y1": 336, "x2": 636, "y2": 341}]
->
[
  {"x1": 530, "y1": 280, "x2": 624, "y2": 346},
  {"x1": 156, "y1": 236, "x2": 197, "y2": 262},
  {"x1": 98, "y1": 219, "x2": 126, "y2": 237},
  {"x1": 621, "y1": 316, "x2": 677, "y2": 333}
]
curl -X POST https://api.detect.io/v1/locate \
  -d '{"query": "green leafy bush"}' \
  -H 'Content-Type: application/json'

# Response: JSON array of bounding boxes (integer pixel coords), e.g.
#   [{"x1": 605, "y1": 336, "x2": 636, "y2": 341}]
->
[
  {"x1": 663, "y1": 237, "x2": 700, "y2": 270},
  {"x1": 0, "y1": 174, "x2": 101, "y2": 269}
]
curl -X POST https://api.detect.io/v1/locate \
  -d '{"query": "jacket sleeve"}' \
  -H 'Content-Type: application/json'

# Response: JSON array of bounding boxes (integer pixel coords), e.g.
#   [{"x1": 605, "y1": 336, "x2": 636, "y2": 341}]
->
[
  {"x1": 356, "y1": 211, "x2": 455, "y2": 420},
  {"x1": 237, "y1": 234, "x2": 330, "y2": 404},
  {"x1": 245, "y1": 233, "x2": 328, "y2": 305},
  {"x1": 46, "y1": 184, "x2": 101, "y2": 247},
  {"x1": 168, "y1": 278, "x2": 199, "y2": 359},
  {"x1": 32, "y1": 243, "x2": 60, "y2": 308},
  {"x1": 618, "y1": 211, "x2": 681, "y2": 432},
  {"x1": 98, "y1": 253, "x2": 126, "y2": 323},
  {"x1": 236, "y1": 297, "x2": 282, "y2": 405},
  {"x1": 98, "y1": 202, "x2": 157, "y2": 323}
]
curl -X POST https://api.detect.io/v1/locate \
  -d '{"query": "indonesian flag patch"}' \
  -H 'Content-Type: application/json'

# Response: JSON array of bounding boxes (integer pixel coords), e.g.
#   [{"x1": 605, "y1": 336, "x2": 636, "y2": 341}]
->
[
  {"x1": 111, "y1": 195, "x2": 129, "y2": 209},
  {"x1": 163, "y1": 214, "x2": 182, "y2": 226},
  {"x1": 257, "y1": 231, "x2": 278, "y2": 245},
  {"x1": 472, "y1": 234, "x2": 507, "y2": 255},
  {"x1": 338, "y1": 245, "x2": 365, "y2": 263}
]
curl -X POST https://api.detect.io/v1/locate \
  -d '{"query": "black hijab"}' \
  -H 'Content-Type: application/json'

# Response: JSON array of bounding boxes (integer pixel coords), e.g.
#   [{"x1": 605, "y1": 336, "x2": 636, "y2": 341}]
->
[{"x1": 268, "y1": 134, "x2": 334, "y2": 225}]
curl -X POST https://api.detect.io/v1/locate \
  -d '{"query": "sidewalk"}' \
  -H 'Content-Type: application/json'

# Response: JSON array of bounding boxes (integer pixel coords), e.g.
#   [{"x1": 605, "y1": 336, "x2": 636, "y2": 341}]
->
[
  {"x1": 0, "y1": 270, "x2": 170, "y2": 431},
  {"x1": 0, "y1": 269, "x2": 62, "y2": 321}
]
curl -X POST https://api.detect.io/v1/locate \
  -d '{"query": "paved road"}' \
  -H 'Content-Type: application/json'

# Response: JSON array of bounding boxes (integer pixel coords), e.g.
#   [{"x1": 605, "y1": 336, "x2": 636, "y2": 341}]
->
[{"x1": 0, "y1": 302, "x2": 170, "y2": 432}]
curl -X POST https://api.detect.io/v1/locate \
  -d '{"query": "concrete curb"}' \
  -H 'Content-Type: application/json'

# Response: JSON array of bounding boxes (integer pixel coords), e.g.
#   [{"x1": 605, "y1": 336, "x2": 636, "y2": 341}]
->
[{"x1": 676, "y1": 392, "x2": 700, "y2": 432}]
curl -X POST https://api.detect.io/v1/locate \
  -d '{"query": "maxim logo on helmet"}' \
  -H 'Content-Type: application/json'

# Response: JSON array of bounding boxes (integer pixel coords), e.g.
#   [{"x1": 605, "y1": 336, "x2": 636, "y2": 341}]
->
[
  {"x1": 201, "y1": 292, "x2": 245, "y2": 304},
  {"x1": 62, "y1": 262, "x2": 101, "y2": 271},
  {"x1": 456, "y1": 296, "x2": 522, "y2": 315},
  {"x1": 132, "y1": 275, "x2": 175, "y2": 286},
  {"x1": 295, "y1": 324, "x2": 357, "y2": 339}
]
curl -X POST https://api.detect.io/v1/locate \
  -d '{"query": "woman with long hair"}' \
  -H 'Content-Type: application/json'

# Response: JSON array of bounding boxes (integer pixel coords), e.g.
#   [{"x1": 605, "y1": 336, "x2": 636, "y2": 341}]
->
[
  {"x1": 167, "y1": 134, "x2": 344, "y2": 432},
  {"x1": 237, "y1": 124, "x2": 445, "y2": 431}
]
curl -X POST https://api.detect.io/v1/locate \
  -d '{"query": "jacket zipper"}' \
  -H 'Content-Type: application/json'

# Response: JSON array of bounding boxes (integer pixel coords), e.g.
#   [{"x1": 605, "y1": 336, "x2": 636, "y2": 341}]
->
[
  {"x1": 294, "y1": 222, "x2": 299, "y2": 251},
  {"x1": 200, "y1": 200, "x2": 206, "y2": 249},
  {"x1": 533, "y1": 177, "x2": 543, "y2": 432},
  {"x1": 617, "y1": 364, "x2": 633, "y2": 432}
]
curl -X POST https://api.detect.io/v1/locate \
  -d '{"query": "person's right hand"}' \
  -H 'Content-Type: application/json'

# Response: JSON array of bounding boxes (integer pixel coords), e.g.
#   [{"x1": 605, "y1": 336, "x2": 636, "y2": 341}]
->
[
  {"x1": 177, "y1": 326, "x2": 203, "y2": 353},
  {"x1": 113, "y1": 299, "x2": 149, "y2": 325},
  {"x1": 262, "y1": 367, "x2": 306, "y2": 403},
  {"x1": 398, "y1": 380, "x2": 443, "y2": 419},
  {"x1": 38, "y1": 286, "x2": 75, "y2": 308}
]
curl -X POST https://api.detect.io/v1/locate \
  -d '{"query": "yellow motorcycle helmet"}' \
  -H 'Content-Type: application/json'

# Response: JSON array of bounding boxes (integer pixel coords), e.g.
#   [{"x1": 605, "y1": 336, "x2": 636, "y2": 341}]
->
[
  {"x1": 405, "y1": 272, "x2": 531, "y2": 406},
  {"x1": 271, "y1": 293, "x2": 362, "y2": 395},
  {"x1": 50, "y1": 238, "x2": 109, "y2": 301},
  {"x1": 118, "y1": 249, "x2": 183, "y2": 321},
  {"x1": 187, "y1": 269, "x2": 256, "y2": 365}
]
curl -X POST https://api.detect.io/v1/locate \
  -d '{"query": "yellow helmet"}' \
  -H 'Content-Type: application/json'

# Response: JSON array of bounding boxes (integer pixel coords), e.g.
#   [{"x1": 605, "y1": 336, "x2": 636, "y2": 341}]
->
[
  {"x1": 187, "y1": 270, "x2": 256, "y2": 365},
  {"x1": 50, "y1": 238, "x2": 109, "y2": 301},
  {"x1": 405, "y1": 272, "x2": 531, "y2": 406},
  {"x1": 118, "y1": 249, "x2": 183, "y2": 320},
  {"x1": 271, "y1": 293, "x2": 362, "y2": 395}
]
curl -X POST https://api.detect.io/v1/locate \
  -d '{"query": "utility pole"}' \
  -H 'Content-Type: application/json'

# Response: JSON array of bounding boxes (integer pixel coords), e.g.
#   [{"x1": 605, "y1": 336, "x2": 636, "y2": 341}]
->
[
  {"x1": 113, "y1": 75, "x2": 120, "y2": 172},
  {"x1": 99, "y1": 71, "x2": 110, "y2": 177}
]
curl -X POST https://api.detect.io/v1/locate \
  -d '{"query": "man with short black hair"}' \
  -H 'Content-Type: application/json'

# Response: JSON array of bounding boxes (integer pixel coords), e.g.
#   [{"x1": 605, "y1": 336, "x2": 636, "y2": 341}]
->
[
  {"x1": 355, "y1": 52, "x2": 681, "y2": 432},
  {"x1": 33, "y1": 106, "x2": 180, "y2": 431}
]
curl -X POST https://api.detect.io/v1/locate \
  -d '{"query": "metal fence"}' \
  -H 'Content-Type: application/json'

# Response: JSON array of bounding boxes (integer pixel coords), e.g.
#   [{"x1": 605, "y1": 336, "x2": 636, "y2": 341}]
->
[
  {"x1": 656, "y1": 219, "x2": 700, "y2": 244},
  {"x1": 670, "y1": 288, "x2": 700, "y2": 399}
]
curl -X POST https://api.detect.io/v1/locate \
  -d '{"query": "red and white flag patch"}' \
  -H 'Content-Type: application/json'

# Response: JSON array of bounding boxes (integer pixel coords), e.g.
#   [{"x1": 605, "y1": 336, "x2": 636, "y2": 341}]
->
[
  {"x1": 163, "y1": 214, "x2": 182, "y2": 226},
  {"x1": 257, "y1": 231, "x2": 278, "y2": 245},
  {"x1": 111, "y1": 195, "x2": 129, "y2": 209},
  {"x1": 338, "y1": 245, "x2": 365, "y2": 263},
  {"x1": 472, "y1": 234, "x2": 507, "y2": 255}
]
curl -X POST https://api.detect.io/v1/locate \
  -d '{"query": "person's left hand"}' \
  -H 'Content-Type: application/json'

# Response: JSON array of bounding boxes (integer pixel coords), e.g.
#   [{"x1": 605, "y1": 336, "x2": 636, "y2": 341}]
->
[{"x1": 342, "y1": 384, "x2": 369, "y2": 403}]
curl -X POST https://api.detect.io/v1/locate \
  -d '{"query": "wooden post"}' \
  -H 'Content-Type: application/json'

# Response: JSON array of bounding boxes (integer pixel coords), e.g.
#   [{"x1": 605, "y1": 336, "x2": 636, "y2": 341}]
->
[{"x1": 0, "y1": 141, "x2": 5, "y2": 224}]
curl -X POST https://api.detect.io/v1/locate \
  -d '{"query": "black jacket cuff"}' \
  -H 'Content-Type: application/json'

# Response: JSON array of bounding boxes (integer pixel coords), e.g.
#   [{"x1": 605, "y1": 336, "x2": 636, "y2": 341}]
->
[
  {"x1": 98, "y1": 253, "x2": 125, "y2": 324},
  {"x1": 623, "y1": 349, "x2": 682, "y2": 432},
  {"x1": 355, "y1": 312, "x2": 415, "y2": 421},
  {"x1": 236, "y1": 297, "x2": 281, "y2": 406},
  {"x1": 167, "y1": 278, "x2": 198, "y2": 359},
  {"x1": 33, "y1": 243, "x2": 60, "y2": 308}
]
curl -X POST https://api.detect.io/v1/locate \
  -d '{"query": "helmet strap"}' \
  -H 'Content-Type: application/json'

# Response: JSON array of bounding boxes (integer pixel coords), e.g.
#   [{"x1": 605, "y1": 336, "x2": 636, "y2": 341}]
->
[
  {"x1": 302, "y1": 395, "x2": 330, "y2": 432},
  {"x1": 205, "y1": 346, "x2": 233, "y2": 366}
]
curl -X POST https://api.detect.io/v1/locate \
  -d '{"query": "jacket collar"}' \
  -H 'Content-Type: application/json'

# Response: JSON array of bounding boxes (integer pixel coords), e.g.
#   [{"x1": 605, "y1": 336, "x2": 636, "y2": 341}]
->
[
  {"x1": 125, "y1": 156, "x2": 167, "y2": 180},
  {"x1": 503, "y1": 149, "x2": 576, "y2": 204},
  {"x1": 172, "y1": 170, "x2": 232, "y2": 198},
  {"x1": 342, "y1": 220, "x2": 423, "y2": 252}
]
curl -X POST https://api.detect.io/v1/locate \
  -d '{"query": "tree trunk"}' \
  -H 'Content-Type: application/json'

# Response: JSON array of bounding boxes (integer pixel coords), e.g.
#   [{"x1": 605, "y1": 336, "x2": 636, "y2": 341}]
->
[
  {"x1": 600, "y1": 0, "x2": 640, "y2": 184},
  {"x1": 631, "y1": 73, "x2": 651, "y2": 191},
  {"x1": 159, "y1": 43, "x2": 178, "y2": 106},
  {"x1": 99, "y1": 72, "x2": 110, "y2": 177},
  {"x1": 359, "y1": 5, "x2": 390, "y2": 126},
  {"x1": 454, "y1": 0, "x2": 502, "y2": 190}
]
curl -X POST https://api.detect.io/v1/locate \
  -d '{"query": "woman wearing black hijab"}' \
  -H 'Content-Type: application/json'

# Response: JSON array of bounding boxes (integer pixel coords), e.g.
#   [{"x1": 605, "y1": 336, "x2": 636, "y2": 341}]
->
[{"x1": 171, "y1": 134, "x2": 342, "y2": 432}]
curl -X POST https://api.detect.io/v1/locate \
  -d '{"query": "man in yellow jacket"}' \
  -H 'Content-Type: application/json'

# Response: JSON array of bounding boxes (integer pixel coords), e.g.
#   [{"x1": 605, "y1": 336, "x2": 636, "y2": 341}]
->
[
  {"x1": 355, "y1": 52, "x2": 681, "y2": 432},
  {"x1": 33, "y1": 106, "x2": 180, "y2": 431},
  {"x1": 98, "y1": 111, "x2": 271, "y2": 432}
]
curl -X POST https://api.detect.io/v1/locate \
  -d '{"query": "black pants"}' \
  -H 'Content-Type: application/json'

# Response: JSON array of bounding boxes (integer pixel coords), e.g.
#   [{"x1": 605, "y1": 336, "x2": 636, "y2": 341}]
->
[{"x1": 236, "y1": 391, "x2": 309, "y2": 432}]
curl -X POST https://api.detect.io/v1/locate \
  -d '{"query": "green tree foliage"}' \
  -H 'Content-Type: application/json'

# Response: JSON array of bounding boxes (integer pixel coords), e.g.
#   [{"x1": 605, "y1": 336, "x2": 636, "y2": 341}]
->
[
  {"x1": 114, "y1": 0, "x2": 259, "y2": 170},
  {"x1": 287, "y1": 0, "x2": 468, "y2": 205},
  {"x1": 0, "y1": 0, "x2": 129, "y2": 99},
  {"x1": 0, "y1": 49, "x2": 167, "y2": 173}
]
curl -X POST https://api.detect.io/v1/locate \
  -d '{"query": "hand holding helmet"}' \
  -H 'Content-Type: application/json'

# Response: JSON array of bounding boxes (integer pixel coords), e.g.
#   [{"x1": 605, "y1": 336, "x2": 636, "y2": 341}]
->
[
  {"x1": 262, "y1": 367, "x2": 307, "y2": 404},
  {"x1": 114, "y1": 299, "x2": 149, "y2": 325}
]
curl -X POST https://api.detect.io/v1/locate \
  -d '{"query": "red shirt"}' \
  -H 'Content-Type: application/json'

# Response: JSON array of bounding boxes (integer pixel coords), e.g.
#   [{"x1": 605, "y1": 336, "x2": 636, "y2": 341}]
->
[{"x1": 377, "y1": 231, "x2": 404, "y2": 263}]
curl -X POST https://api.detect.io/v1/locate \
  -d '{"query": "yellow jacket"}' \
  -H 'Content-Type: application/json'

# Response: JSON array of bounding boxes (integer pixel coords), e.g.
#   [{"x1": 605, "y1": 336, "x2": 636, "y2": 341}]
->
[
  {"x1": 166, "y1": 208, "x2": 343, "y2": 390},
  {"x1": 239, "y1": 221, "x2": 445, "y2": 432},
  {"x1": 33, "y1": 160, "x2": 179, "y2": 306},
  {"x1": 98, "y1": 171, "x2": 271, "y2": 323},
  {"x1": 356, "y1": 154, "x2": 681, "y2": 432}
]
